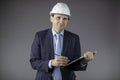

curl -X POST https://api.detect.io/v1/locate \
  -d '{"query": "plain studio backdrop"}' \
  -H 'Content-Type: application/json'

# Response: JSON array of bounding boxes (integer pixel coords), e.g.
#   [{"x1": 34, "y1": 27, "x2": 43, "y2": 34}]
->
[{"x1": 0, "y1": 0, "x2": 120, "y2": 80}]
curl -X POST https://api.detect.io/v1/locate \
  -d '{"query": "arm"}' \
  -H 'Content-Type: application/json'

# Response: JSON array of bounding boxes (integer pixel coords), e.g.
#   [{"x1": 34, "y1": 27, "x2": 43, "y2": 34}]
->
[{"x1": 30, "y1": 32, "x2": 53, "y2": 72}]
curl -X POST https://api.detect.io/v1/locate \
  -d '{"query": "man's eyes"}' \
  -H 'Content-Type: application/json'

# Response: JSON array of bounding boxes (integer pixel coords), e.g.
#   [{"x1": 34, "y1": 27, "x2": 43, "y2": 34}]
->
[
  {"x1": 56, "y1": 17, "x2": 68, "y2": 20},
  {"x1": 56, "y1": 17, "x2": 60, "y2": 19},
  {"x1": 63, "y1": 18, "x2": 68, "y2": 20}
]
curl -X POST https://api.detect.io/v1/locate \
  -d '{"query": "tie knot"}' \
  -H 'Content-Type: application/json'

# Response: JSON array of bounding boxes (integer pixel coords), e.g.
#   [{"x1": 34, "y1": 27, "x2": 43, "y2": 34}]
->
[
  {"x1": 55, "y1": 34, "x2": 61, "y2": 39},
  {"x1": 56, "y1": 33, "x2": 61, "y2": 36}
]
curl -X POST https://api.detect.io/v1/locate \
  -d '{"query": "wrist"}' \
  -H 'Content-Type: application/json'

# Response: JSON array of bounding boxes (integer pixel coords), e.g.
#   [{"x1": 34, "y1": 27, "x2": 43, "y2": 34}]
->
[{"x1": 51, "y1": 59, "x2": 54, "y2": 67}]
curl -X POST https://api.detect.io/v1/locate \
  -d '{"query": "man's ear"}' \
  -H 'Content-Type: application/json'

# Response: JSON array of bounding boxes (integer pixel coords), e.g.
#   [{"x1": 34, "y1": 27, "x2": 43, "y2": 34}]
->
[{"x1": 50, "y1": 16, "x2": 53, "y2": 22}]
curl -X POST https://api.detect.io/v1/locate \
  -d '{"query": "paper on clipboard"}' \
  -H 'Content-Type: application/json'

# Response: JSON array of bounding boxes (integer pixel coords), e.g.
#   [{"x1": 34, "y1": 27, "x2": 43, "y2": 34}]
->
[{"x1": 63, "y1": 56, "x2": 84, "y2": 67}]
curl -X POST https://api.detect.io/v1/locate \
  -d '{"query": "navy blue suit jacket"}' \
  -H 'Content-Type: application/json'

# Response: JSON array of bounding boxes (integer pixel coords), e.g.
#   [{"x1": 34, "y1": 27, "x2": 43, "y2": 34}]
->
[{"x1": 30, "y1": 29, "x2": 87, "y2": 80}]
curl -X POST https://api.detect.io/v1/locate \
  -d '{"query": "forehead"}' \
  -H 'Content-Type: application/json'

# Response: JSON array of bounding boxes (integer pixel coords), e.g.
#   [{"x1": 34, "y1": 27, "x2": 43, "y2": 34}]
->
[{"x1": 54, "y1": 14, "x2": 69, "y2": 18}]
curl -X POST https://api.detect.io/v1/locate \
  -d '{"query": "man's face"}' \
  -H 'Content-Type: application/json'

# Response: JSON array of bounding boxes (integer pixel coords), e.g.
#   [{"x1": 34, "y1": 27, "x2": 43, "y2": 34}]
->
[{"x1": 50, "y1": 14, "x2": 69, "y2": 33}]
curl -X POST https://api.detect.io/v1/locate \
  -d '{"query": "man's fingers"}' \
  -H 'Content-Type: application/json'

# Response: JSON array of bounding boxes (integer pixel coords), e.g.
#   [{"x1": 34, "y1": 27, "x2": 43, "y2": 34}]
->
[
  {"x1": 54, "y1": 56, "x2": 69, "y2": 66},
  {"x1": 56, "y1": 58, "x2": 69, "y2": 63},
  {"x1": 56, "y1": 56, "x2": 69, "y2": 62},
  {"x1": 56, "y1": 56, "x2": 68, "y2": 60},
  {"x1": 83, "y1": 50, "x2": 97, "y2": 61},
  {"x1": 84, "y1": 50, "x2": 97, "y2": 56},
  {"x1": 58, "y1": 61, "x2": 68, "y2": 66}
]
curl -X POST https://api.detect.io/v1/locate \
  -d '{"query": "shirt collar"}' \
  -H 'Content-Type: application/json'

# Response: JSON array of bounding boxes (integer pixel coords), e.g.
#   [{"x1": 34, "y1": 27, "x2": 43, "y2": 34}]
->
[{"x1": 52, "y1": 28, "x2": 64, "y2": 36}]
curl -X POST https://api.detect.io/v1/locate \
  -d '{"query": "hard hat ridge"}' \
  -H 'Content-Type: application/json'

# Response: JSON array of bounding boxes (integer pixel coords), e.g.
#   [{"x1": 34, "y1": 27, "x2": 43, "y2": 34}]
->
[{"x1": 50, "y1": 2, "x2": 71, "y2": 16}]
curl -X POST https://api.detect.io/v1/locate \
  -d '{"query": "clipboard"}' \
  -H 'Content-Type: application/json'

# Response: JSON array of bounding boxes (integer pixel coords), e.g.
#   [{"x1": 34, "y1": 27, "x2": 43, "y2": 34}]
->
[{"x1": 63, "y1": 56, "x2": 84, "y2": 68}]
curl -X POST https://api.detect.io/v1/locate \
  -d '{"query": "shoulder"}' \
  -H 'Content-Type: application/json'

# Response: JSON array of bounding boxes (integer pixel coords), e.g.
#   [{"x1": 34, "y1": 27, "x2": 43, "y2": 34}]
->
[
  {"x1": 35, "y1": 29, "x2": 51, "y2": 37},
  {"x1": 64, "y1": 30, "x2": 79, "y2": 38},
  {"x1": 36, "y1": 29, "x2": 50, "y2": 35},
  {"x1": 33, "y1": 29, "x2": 51, "y2": 40}
]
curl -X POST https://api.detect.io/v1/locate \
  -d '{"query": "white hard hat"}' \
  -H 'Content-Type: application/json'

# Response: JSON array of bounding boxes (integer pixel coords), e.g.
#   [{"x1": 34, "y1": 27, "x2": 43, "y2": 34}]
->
[{"x1": 50, "y1": 2, "x2": 71, "y2": 16}]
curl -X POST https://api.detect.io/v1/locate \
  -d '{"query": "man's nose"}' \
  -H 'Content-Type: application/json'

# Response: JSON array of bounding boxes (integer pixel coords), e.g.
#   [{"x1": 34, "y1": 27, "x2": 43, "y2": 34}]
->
[{"x1": 59, "y1": 19, "x2": 64, "y2": 23}]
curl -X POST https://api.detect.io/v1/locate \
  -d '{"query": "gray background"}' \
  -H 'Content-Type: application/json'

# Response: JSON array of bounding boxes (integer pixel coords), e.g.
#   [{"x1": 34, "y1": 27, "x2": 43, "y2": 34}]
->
[{"x1": 0, "y1": 0, "x2": 120, "y2": 80}]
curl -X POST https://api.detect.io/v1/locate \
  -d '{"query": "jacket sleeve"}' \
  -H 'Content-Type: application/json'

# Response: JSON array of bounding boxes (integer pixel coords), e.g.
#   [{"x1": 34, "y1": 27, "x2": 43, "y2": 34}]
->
[{"x1": 30, "y1": 32, "x2": 53, "y2": 72}]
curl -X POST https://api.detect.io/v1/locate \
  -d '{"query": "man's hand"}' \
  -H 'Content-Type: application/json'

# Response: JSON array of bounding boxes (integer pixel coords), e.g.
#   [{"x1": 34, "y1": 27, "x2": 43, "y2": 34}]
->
[
  {"x1": 51, "y1": 56, "x2": 69, "y2": 67},
  {"x1": 83, "y1": 51, "x2": 96, "y2": 62}
]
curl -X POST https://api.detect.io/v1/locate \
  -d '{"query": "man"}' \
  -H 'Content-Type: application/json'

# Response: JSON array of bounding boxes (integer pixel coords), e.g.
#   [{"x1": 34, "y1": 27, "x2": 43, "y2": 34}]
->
[{"x1": 30, "y1": 2, "x2": 96, "y2": 80}]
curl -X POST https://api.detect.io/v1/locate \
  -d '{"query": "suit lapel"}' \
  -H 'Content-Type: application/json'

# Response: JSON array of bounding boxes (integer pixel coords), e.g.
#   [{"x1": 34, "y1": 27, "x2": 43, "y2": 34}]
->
[
  {"x1": 62, "y1": 30, "x2": 68, "y2": 56},
  {"x1": 47, "y1": 29, "x2": 54, "y2": 59}
]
